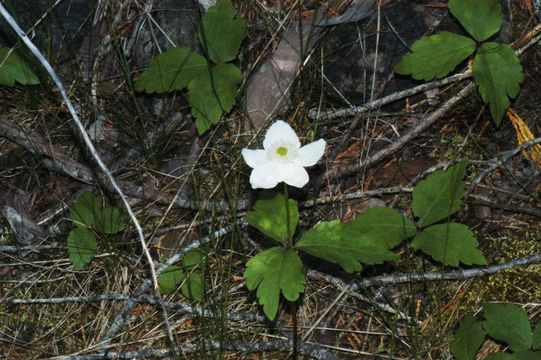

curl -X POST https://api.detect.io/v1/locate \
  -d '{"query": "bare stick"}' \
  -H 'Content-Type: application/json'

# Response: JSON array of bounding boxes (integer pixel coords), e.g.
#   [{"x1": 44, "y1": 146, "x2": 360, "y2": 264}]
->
[
  {"x1": 356, "y1": 251, "x2": 541, "y2": 288},
  {"x1": 10, "y1": 293, "x2": 267, "y2": 323},
  {"x1": 61, "y1": 340, "x2": 341, "y2": 360},
  {"x1": 309, "y1": 71, "x2": 472, "y2": 120},
  {"x1": 324, "y1": 82, "x2": 475, "y2": 181},
  {"x1": 0, "y1": 3, "x2": 175, "y2": 347}
]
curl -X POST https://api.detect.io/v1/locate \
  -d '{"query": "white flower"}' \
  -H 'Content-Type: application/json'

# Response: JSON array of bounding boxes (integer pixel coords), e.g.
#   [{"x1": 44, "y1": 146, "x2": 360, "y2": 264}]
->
[{"x1": 242, "y1": 120, "x2": 326, "y2": 189}]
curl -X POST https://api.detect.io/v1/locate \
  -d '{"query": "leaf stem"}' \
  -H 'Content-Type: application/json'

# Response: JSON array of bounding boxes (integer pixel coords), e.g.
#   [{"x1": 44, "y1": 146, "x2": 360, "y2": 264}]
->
[{"x1": 283, "y1": 183, "x2": 291, "y2": 249}]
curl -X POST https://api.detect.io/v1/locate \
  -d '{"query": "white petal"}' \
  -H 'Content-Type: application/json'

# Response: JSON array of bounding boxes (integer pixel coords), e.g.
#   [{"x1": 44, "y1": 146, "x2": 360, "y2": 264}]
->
[
  {"x1": 295, "y1": 139, "x2": 326, "y2": 167},
  {"x1": 249, "y1": 163, "x2": 280, "y2": 189},
  {"x1": 280, "y1": 163, "x2": 309, "y2": 188},
  {"x1": 242, "y1": 149, "x2": 267, "y2": 169},
  {"x1": 263, "y1": 120, "x2": 300, "y2": 150}
]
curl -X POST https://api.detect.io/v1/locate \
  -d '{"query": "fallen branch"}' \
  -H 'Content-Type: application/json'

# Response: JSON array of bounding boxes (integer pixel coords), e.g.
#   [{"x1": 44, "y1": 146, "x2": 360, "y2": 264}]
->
[
  {"x1": 10, "y1": 293, "x2": 267, "y2": 323},
  {"x1": 61, "y1": 340, "x2": 341, "y2": 360},
  {"x1": 356, "y1": 251, "x2": 541, "y2": 288}
]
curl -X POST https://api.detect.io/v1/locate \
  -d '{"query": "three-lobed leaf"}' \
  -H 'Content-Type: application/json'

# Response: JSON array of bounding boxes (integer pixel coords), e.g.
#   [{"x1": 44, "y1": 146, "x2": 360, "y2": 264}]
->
[
  {"x1": 347, "y1": 207, "x2": 416, "y2": 248},
  {"x1": 482, "y1": 303, "x2": 533, "y2": 352},
  {"x1": 448, "y1": 0, "x2": 502, "y2": 42},
  {"x1": 246, "y1": 192, "x2": 299, "y2": 245},
  {"x1": 472, "y1": 42, "x2": 523, "y2": 126},
  {"x1": 0, "y1": 47, "x2": 40, "y2": 86},
  {"x1": 450, "y1": 314, "x2": 486, "y2": 360},
  {"x1": 413, "y1": 161, "x2": 468, "y2": 228},
  {"x1": 295, "y1": 219, "x2": 398, "y2": 273},
  {"x1": 187, "y1": 63, "x2": 242, "y2": 134},
  {"x1": 68, "y1": 227, "x2": 97, "y2": 269},
  {"x1": 411, "y1": 223, "x2": 487, "y2": 266},
  {"x1": 134, "y1": 47, "x2": 207, "y2": 93},
  {"x1": 244, "y1": 247, "x2": 305, "y2": 320},
  {"x1": 395, "y1": 32, "x2": 476, "y2": 81},
  {"x1": 199, "y1": 0, "x2": 246, "y2": 64}
]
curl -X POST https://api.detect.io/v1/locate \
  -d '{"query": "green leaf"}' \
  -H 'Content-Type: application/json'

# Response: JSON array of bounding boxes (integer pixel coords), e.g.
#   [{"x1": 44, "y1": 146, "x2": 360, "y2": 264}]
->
[
  {"x1": 483, "y1": 303, "x2": 532, "y2": 352},
  {"x1": 246, "y1": 192, "x2": 299, "y2": 245},
  {"x1": 67, "y1": 227, "x2": 97, "y2": 269},
  {"x1": 485, "y1": 354, "x2": 513, "y2": 360},
  {"x1": 181, "y1": 272, "x2": 204, "y2": 302},
  {"x1": 413, "y1": 161, "x2": 468, "y2": 228},
  {"x1": 69, "y1": 192, "x2": 103, "y2": 229},
  {"x1": 411, "y1": 223, "x2": 487, "y2": 266},
  {"x1": 244, "y1": 247, "x2": 305, "y2": 320},
  {"x1": 0, "y1": 47, "x2": 39, "y2": 86},
  {"x1": 348, "y1": 207, "x2": 417, "y2": 248},
  {"x1": 96, "y1": 207, "x2": 127, "y2": 234},
  {"x1": 199, "y1": 0, "x2": 246, "y2": 63},
  {"x1": 158, "y1": 265, "x2": 185, "y2": 294},
  {"x1": 472, "y1": 42, "x2": 523, "y2": 126},
  {"x1": 486, "y1": 352, "x2": 541, "y2": 360},
  {"x1": 182, "y1": 250, "x2": 204, "y2": 270},
  {"x1": 448, "y1": 0, "x2": 502, "y2": 42},
  {"x1": 450, "y1": 314, "x2": 485, "y2": 360},
  {"x1": 533, "y1": 322, "x2": 541, "y2": 350},
  {"x1": 187, "y1": 63, "x2": 242, "y2": 134},
  {"x1": 395, "y1": 32, "x2": 476, "y2": 81},
  {"x1": 295, "y1": 220, "x2": 398, "y2": 273},
  {"x1": 134, "y1": 47, "x2": 207, "y2": 93}
]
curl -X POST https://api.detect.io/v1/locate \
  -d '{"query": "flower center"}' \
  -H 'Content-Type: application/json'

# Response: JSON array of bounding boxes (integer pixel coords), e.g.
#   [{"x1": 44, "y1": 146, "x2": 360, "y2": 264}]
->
[{"x1": 276, "y1": 146, "x2": 288, "y2": 157}]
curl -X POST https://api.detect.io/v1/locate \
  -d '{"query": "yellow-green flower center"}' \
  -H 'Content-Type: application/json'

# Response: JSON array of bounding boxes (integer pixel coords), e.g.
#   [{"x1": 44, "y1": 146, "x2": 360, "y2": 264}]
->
[{"x1": 276, "y1": 146, "x2": 288, "y2": 157}]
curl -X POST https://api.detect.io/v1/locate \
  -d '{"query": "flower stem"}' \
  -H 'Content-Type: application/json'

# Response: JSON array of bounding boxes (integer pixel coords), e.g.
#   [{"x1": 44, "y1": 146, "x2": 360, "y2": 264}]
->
[{"x1": 283, "y1": 182, "x2": 291, "y2": 249}]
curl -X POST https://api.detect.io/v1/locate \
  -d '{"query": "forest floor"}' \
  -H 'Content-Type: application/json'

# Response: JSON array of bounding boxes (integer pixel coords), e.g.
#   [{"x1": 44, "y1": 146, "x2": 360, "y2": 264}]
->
[{"x1": 1, "y1": 0, "x2": 541, "y2": 359}]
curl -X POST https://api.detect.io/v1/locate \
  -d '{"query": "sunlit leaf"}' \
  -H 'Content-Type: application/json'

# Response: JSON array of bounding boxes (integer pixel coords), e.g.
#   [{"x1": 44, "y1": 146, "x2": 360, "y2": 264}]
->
[
  {"x1": 246, "y1": 192, "x2": 299, "y2": 245},
  {"x1": 448, "y1": 0, "x2": 502, "y2": 42},
  {"x1": 472, "y1": 43, "x2": 523, "y2": 126},
  {"x1": 412, "y1": 161, "x2": 468, "y2": 228},
  {"x1": 411, "y1": 223, "x2": 487, "y2": 266},
  {"x1": 395, "y1": 32, "x2": 475, "y2": 81},
  {"x1": 244, "y1": 247, "x2": 304, "y2": 320}
]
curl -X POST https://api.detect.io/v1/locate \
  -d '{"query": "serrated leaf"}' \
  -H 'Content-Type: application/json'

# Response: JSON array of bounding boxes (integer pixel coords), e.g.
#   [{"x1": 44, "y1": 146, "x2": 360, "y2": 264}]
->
[
  {"x1": 472, "y1": 43, "x2": 523, "y2": 126},
  {"x1": 448, "y1": 0, "x2": 502, "y2": 42},
  {"x1": 69, "y1": 192, "x2": 103, "y2": 229},
  {"x1": 295, "y1": 220, "x2": 398, "y2": 273},
  {"x1": 395, "y1": 32, "x2": 476, "y2": 81},
  {"x1": 413, "y1": 161, "x2": 468, "y2": 228},
  {"x1": 0, "y1": 47, "x2": 40, "y2": 86},
  {"x1": 411, "y1": 223, "x2": 487, "y2": 266},
  {"x1": 244, "y1": 247, "x2": 305, "y2": 320},
  {"x1": 158, "y1": 265, "x2": 185, "y2": 294},
  {"x1": 68, "y1": 227, "x2": 97, "y2": 269},
  {"x1": 181, "y1": 272, "x2": 204, "y2": 302},
  {"x1": 187, "y1": 63, "x2": 242, "y2": 134},
  {"x1": 450, "y1": 314, "x2": 485, "y2": 360},
  {"x1": 348, "y1": 207, "x2": 417, "y2": 248},
  {"x1": 134, "y1": 47, "x2": 207, "y2": 93},
  {"x1": 246, "y1": 192, "x2": 299, "y2": 244},
  {"x1": 199, "y1": 0, "x2": 246, "y2": 63},
  {"x1": 533, "y1": 322, "x2": 541, "y2": 350},
  {"x1": 95, "y1": 207, "x2": 127, "y2": 234},
  {"x1": 482, "y1": 303, "x2": 532, "y2": 352}
]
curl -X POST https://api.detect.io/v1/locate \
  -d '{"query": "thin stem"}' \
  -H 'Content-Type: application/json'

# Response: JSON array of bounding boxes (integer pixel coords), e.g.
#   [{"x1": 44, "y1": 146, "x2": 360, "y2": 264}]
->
[{"x1": 283, "y1": 182, "x2": 292, "y2": 249}]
